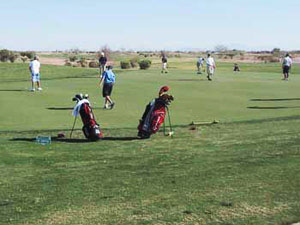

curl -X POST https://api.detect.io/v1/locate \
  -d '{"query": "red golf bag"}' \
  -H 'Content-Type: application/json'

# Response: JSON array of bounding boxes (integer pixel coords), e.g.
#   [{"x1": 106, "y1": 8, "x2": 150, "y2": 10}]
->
[
  {"x1": 138, "y1": 94, "x2": 174, "y2": 138},
  {"x1": 79, "y1": 102, "x2": 103, "y2": 141}
]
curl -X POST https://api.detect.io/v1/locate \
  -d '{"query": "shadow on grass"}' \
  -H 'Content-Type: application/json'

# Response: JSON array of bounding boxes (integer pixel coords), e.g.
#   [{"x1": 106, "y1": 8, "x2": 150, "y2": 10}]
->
[
  {"x1": 10, "y1": 136, "x2": 141, "y2": 143},
  {"x1": 10, "y1": 137, "x2": 89, "y2": 143},
  {"x1": 248, "y1": 106, "x2": 300, "y2": 110},
  {"x1": 171, "y1": 79, "x2": 207, "y2": 82},
  {"x1": 102, "y1": 137, "x2": 141, "y2": 141},
  {"x1": 0, "y1": 89, "x2": 28, "y2": 92},
  {"x1": 47, "y1": 107, "x2": 74, "y2": 110},
  {"x1": 231, "y1": 115, "x2": 300, "y2": 125},
  {"x1": 1, "y1": 75, "x2": 98, "y2": 84},
  {"x1": 250, "y1": 98, "x2": 300, "y2": 101},
  {"x1": 47, "y1": 107, "x2": 103, "y2": 110}
]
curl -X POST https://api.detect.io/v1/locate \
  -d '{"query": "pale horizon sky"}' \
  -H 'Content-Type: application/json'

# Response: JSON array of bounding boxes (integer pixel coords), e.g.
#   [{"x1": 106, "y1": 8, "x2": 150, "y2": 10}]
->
[{"x1": 0, "y1": 0, "x2": 299, "y2": 51}]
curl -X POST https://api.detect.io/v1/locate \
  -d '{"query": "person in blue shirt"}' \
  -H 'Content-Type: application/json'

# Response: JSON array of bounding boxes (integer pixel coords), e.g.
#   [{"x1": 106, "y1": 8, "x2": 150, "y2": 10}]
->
[{"x1": 99, "y1": 65, "x2": 116, "y2": 109}]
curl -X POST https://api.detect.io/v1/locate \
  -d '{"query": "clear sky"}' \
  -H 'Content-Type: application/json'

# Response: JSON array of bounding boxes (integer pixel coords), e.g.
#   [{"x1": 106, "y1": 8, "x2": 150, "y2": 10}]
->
[{"x1": 0, "y1": 0, "x2": 299, "y2": 51}]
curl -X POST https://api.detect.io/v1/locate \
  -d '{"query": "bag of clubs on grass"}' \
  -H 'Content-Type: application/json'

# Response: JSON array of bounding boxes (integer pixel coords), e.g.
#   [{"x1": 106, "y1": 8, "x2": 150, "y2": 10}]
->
[
  {"x1": 138, "y1": 86, "x2": 174, "y2": 139},
  {"x1": 71, "y1": 93, "x2": 103, "y2": 141}
]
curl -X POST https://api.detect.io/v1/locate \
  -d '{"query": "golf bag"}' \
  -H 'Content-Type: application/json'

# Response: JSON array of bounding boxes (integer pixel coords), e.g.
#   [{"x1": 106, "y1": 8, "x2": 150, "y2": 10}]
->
[
  {"x1": 138, "y1": 94, "x2": 174, "y2": 138},
  {"x1": 72, "y1": 94, "x2": 103, "y2": 141}
]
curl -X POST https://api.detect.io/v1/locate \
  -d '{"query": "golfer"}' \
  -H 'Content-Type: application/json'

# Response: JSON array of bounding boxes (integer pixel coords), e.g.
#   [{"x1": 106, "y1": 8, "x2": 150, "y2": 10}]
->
[
  {"x1": 233, "y1": 63, "x2": 240, "y2": 72},
  {"x1": 282, "y1": 53, "x2": 292, "y2": 81},
  {"x1": 99, "y1": 65, "x2": 115, "y2": 109},
  {"x1": 206, "y1": 54, "x2": 216, "y2": 81},
  {"x1": 98, "y1": 52, "x2": 107, "y2": 77},
  {"x1": 161, "y1": 55, "x2": 168, "y2": 73},
  {"x1": 197, "y1": 57, "x2": 204, "y2": 74},
  {"x1": 29, "y1": 56, "x2": 42, "y2": 91}
]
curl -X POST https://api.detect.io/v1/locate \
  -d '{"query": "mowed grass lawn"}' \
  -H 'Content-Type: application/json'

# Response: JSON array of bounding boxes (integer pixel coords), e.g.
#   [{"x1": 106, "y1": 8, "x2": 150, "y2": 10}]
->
[{"x1": 0, "y1": 60, "x2": 300, "y2": 225}]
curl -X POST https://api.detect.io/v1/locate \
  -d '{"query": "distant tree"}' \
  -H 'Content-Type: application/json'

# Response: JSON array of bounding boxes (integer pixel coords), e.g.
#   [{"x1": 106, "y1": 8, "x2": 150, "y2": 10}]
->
[
  {"x1": 69, "y1": 55, "x2": 78, "y2": 62},
  {"x1": 68, "y1": 48, "x2": 82, "y2": 54},
  {"x1": 20, "y1": 51, "x2": 35, "y2": 60},
  {"x1": 271, "y1": 48, "x2": 281, "y2": 57},
  {"x1": 99, "y1": 45, "x2": 111, "y2": 60},
  {"x1": 214, "y1": 45, "x2": 228, "y2": 52}
]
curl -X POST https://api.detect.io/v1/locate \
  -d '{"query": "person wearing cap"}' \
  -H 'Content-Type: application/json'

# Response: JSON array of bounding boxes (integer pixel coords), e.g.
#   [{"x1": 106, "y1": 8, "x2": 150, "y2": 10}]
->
[
  {"x1": 29, "y1": 56, "x2": 42, "y2": 91},
  {"x1": 197, "y1": 57, "x2": 204, "y2": 74},
  {"x1": 282, "y1": 53, "x2": 292, "y2": 81},
  {"x1": 99, "y1": 65, "x2": 116, "y2": 109},
  {"x1": 98, "y1": 52, "x2": 107, "y2": 77},
  {"x1": 206, "y1": 54, "x2": 216, "y2": 81},
  {"x1": 161, "y1": 55, "x2": 168, "y2": 73}
]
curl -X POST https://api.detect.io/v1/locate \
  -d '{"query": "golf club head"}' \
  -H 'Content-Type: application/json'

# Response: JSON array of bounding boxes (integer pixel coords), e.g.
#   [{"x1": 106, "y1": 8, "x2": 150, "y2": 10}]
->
[
  {"x1": 72, "y1": 93, "x2": 83, "y2": 102},
  {"x1": 160, "y1": 94, "x2": 174, "y2": 105}
]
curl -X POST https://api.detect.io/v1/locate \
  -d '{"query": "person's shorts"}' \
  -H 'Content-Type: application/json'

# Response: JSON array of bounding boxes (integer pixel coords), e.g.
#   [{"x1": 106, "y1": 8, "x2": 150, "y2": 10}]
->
[
  {"x1": 283, "y1": 66, "x2": 290, "y2": 74},
  {"x1": 102, "y1": 83, "x2": 113, "y2": 97},
  {"x1": 197, "y1": 62, "x2": 203, "y2": 68},
  {"x1": 100, "y1": 64, "x2": 106, "y2": 70},
  {"x1": 31, "y1": 73, "x2": 40, "y2": 82},
  {"x1": 162, "y1": 63, "x2": 167, "y2": 69},
  {"x1": 207, "y1": 66, "x2": 214, "y2": 75}
]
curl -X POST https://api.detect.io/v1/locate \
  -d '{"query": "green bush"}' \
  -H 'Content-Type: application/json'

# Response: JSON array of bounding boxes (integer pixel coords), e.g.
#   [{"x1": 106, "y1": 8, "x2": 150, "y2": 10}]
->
[
  {"x1": 20, "y1": 51, "x2": 35, "y2": 60},
  {"x1": 0, "y1": 49, "x2": 12, "y2": 62},
  {"x1": 21, "y1": 57, "x2": 28, "y2": 63},
  {"x1": 89, "y1": 61, "x2": 99, "y2": 68},
  {"x1": 8, "y1": 54, "x2": 18, "y2": 63},
  {"x1": 78, "y1": 57, "x2": 87, "y2": 67},
  {"x1": 64, "y1": 60, "x2": 72, "y2": 66},
  {"x1": 120, "y1": 60, "x2": 131, "y2": 69},
  {"x1": 130, "y1": 57, "x2": 139, "y2": 68},
  {"x1": 138, "y1": 59, "x2": 152, "y2": 70},
  {"x1": 69, "y1": 55, "x2": 78, "y2": 62}
]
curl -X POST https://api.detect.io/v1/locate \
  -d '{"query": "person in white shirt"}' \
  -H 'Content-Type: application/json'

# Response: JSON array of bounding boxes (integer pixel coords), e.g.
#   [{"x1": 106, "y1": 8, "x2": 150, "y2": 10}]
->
[
  {"x1": 282, "y1": 53, "x2": 292, "y2": 81},
  {"x1": 29, "y1": 56, "x2": 42, "y2": 91},
  {"x1": 206, "y1": 54, "x2": 216, "y2": 81},
  {"x1": 197, "y1": 57, "x2": 204, "y2": 74}
]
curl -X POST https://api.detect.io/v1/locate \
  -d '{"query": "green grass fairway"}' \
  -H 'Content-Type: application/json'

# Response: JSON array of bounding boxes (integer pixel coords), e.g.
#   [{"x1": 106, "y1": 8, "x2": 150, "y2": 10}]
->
[{"x1": 0, "y1": 61, "x2": 300, "y2": 225}]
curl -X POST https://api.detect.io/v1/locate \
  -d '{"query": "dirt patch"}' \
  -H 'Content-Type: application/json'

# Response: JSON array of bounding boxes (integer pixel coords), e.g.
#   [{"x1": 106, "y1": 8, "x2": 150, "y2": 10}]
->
[{"x1": 39, "y1": 57, "x2": 66, "y2": 66}]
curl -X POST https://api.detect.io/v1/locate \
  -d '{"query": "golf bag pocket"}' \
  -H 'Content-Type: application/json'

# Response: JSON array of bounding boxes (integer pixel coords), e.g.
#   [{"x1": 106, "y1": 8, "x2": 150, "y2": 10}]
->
[
  {"x1": 82, "y1": 124, "x2": 103, "y2": 141},
  {"x1": 151, "y1": 109, "x2": 166, "y2": 134}
]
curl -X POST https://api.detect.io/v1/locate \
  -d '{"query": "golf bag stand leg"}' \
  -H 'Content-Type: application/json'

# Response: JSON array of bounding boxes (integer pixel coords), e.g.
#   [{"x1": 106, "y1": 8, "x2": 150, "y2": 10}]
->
[
  {"x1": 166, "y1": 107, "x2": 173, "y2": 137},
  {"x1": 70, "y1": 116, "x2": 78, "y2": 138}
]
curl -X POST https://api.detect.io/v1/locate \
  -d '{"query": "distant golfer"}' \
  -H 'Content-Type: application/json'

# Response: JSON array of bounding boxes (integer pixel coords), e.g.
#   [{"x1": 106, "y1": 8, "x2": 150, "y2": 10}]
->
[
  {"x1": 282, "y1": 53, "x2": 292, "y2": 81},
  {"x1": 233, "y1": 63, "x2": 240, "y2": 72},
  {"x1": 197, "y1": 57, "x2": 204, "y2": 74},
  {"x1": 98, "y1": 52, "x2": 107, "y2": 77},
  {"x1": 99, "y1": 65, "x2": 115, "y2": 109},
  {"x1": 29, "y1": 56, "x2": 42, "y2": 91},
  {"x1": 161, "y1": 55, "x2": 168, "y2": 73},
  {"x1": 206, "y1": 54, "x2": 216, "y2": 81}
]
